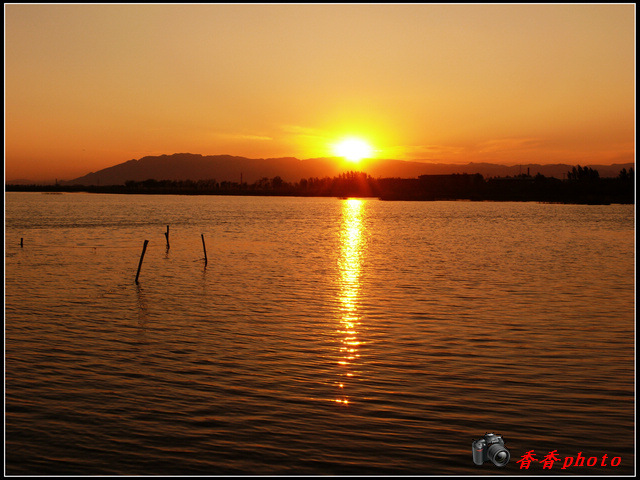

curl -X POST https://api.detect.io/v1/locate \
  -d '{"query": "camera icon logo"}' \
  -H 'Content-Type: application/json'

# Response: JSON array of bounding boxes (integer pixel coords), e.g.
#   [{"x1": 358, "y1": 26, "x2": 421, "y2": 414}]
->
[{"x1": 472, "y1": 432, "x2": 510, "y2": 467}]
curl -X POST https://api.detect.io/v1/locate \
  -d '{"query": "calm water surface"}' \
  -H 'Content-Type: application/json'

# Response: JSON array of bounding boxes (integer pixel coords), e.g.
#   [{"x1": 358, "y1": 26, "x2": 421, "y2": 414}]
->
[{"x1": 5, "y1": 193, "x2": 635, "y2": 475}]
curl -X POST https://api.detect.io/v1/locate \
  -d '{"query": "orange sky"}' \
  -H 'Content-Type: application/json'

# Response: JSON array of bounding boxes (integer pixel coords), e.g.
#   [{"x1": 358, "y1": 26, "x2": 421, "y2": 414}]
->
[{"x1": 5, "y1": 4, "x2": 635, "y2": 181}]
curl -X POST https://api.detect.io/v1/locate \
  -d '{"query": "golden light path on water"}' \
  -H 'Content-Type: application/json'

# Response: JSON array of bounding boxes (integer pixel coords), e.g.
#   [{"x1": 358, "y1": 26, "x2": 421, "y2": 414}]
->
[{"x1": 335, "y1": 199, "x2": 364, "y2": 405}]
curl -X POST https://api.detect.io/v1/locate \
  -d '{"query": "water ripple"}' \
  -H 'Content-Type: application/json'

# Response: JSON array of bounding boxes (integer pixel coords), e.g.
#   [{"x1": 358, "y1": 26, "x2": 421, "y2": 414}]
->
[{"x1": 5, "y1": 194, "x2": 635, "y2": 475}]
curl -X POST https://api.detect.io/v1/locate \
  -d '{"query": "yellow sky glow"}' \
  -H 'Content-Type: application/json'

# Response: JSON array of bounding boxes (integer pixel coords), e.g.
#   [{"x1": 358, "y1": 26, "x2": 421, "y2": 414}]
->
[{"x1": 4, "y1": 4, "x2": 635, "y2": 181}]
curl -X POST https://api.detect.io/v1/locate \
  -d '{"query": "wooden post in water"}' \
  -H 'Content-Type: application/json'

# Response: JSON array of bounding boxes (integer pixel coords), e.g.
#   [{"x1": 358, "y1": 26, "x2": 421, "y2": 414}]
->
[
  {"x1": 165, "y1": 225, "x2": 170, "y2": 249},
  {"x1": 135, "y1": 240, "x2": 149, "y2": 284},
  {"x1": 20, "y1": 238, "x2": 24, "y2": 248},
  {"x1": 201, "y1": 234, "x2": 208, "y2": 266}
]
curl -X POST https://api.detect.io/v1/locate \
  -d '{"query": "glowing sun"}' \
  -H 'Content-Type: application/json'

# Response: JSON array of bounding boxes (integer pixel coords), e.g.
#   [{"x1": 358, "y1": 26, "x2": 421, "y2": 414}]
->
[{"x1": 333, "y1": 138, "x2": 374, "y2": 163}]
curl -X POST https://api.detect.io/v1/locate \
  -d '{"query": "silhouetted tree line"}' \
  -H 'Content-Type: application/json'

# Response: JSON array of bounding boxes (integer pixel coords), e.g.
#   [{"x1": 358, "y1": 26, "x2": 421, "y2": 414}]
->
[
  {"x1": 567, "y1": 165, "x2": 600, "y2": 181},
  {"x1": 6, "y1": 167, "x2": 634, "y2": 204}
]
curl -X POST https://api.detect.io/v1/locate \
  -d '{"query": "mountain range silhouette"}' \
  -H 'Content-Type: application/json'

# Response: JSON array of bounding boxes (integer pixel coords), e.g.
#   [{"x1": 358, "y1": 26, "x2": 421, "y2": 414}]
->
[{"x1": 56, "y1": 153, "x2": 633, "y2": 186}]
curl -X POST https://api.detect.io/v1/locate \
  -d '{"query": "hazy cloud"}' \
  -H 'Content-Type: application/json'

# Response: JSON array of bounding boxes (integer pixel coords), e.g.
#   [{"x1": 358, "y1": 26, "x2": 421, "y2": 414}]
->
[
  {"x1": 475, "y1": 138, "x2": 542, "y2": 153},
  {"x1": 210, "y1": 132, "x2": 273, "y2": 142}
]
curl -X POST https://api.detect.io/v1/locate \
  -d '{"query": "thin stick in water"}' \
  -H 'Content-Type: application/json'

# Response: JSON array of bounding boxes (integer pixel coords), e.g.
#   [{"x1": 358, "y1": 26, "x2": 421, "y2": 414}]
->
[
  {"x1": 201, "y1": 234, "x2": 208, "y2": 266},
  {"x1": 165, "y1": 225, "x2": 170, "y2": 249},
  {"x1": 21, "y1": 238, "x2": 24, "y2": 248},
  {"x1": 135, "y1": 240, "x2": 149, "y2": 284}
]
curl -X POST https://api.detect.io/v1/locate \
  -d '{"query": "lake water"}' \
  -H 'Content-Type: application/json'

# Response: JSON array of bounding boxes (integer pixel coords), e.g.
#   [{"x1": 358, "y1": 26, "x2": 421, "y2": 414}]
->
[{"x1": 4, "y1": 192, "x2": 636, "y2": 475}]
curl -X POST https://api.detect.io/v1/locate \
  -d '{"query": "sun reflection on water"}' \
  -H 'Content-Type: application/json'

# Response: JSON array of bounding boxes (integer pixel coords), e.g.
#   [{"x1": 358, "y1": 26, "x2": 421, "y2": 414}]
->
[{"x1": 335, "y1": 198, "x2": 365, "y2": 405}]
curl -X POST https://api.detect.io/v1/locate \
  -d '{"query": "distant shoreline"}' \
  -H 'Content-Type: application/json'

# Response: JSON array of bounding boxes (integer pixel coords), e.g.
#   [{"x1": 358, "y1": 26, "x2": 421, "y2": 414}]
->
[{"x1": 6, "y1": 171, "x2": 635, "y2": 206}]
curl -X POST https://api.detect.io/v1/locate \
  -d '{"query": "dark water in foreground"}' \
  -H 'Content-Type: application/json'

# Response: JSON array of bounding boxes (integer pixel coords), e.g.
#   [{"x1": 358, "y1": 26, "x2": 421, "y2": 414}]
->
[{"x1": 5, "y1": 193, "x2": 635, "y2": 475}]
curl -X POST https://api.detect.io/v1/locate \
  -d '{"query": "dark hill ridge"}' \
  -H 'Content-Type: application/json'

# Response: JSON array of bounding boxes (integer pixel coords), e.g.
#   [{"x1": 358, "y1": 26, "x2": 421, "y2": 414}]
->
[
  {"x1": 64, "y1": 154, "x2": 334, "y2": 186},
  {"x1": 60, "y1": 153, "x2": 634, "y2": 186}
]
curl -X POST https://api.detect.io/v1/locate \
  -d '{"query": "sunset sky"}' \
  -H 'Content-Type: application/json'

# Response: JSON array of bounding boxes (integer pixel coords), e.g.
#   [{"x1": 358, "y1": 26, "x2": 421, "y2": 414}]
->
[{"x1": 5, "y1": 4, "x2": 635, "y2": 181}]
